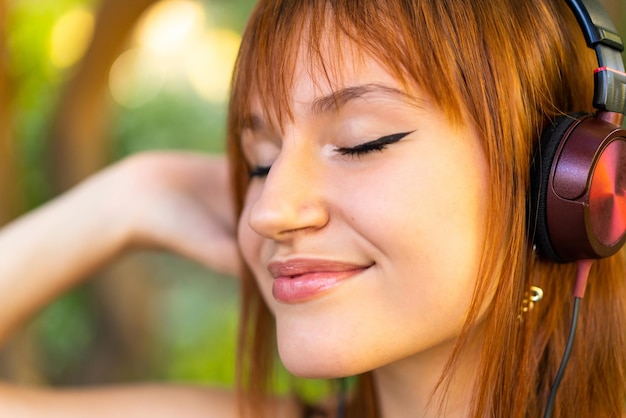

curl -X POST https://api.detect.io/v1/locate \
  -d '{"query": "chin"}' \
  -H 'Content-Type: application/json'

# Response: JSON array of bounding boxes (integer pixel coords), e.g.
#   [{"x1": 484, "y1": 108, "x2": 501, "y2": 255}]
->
[
  {"x1": 277, "y1": 336, "x2": 378, "y2": 379},
  {"x1": 281, "y1": 355, "x2": 367, "y2": 379}
]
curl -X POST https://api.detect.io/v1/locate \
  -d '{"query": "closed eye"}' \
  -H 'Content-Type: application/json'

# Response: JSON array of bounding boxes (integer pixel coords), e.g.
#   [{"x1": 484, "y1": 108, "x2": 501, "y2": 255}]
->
[
  {"x1": 248, "y1": 130, "x2": 415, "y2": 177},
  {"x1": 336, "y1": 131, "x2": 414, "y2": 157}
]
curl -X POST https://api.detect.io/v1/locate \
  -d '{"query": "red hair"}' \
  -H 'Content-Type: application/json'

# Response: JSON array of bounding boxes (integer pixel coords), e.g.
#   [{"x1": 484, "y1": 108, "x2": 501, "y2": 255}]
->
[{"x1": 227, "y1": 0, "x2": 626, "y2": 416}]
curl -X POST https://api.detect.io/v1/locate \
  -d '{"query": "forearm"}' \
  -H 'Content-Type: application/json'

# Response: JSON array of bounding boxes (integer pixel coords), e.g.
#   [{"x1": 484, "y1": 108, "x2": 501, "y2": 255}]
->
[
  {"x1": 0, "y1": 382, "x2": 241, "y2": 418},
  {"x1": 0, "y1": 177, "x2": 129, "y2": 345},
  {"x1": 0, "y1": 152, "x2": 239, "y2": 346},
  {"x1": 0, "y1": 382, "x2": 305, "y2": 418}
]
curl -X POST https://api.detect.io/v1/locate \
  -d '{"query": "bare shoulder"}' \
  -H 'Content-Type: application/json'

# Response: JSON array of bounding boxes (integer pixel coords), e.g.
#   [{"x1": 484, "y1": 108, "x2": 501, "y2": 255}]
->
[{"x1": 0, "y1": 382, "x2": 302, "y2": 418}]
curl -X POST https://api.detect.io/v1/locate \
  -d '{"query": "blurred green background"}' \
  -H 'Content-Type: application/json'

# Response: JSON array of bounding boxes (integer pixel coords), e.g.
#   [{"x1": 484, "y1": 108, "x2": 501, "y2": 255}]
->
[
  {"x1": 0, "y1": 0, "x2": 624, "y2": 402},
  {"x1": 0, "y1": 0, "x2": 256, "y2": 390}
]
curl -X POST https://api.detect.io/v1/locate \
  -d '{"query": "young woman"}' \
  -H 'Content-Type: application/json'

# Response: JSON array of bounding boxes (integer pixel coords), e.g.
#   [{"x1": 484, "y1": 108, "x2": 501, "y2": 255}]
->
[{"x1": 0, "y1": 0, "x2": 625, "y2": 417}]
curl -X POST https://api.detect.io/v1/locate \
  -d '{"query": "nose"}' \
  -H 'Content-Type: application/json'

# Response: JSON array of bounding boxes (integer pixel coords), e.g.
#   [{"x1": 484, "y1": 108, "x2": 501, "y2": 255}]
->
[{"x1": 247, "y1": 150, "x2": 330, "y2": 241}]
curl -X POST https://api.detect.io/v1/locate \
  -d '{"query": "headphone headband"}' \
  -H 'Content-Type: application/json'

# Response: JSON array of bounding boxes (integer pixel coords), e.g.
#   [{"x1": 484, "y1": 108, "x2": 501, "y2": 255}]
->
[
  {"x1": 566, "y1": 0, "x2": 623, "y2": 50},
  {"x1": 566, "y1": 0, "x2": 626, "y2": 114}
]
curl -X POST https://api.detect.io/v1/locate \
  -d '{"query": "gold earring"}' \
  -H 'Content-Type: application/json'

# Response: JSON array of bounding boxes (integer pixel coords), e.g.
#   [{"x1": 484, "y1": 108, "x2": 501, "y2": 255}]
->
[{"x1": 518, "y1": 285, "x2": 544, "y2": 320}]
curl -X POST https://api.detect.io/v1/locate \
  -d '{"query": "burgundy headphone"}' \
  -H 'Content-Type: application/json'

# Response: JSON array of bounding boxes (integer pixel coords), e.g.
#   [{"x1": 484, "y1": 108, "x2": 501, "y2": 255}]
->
[{"x1": 531, "y1": 0, "x2": 626, "y2": 263}]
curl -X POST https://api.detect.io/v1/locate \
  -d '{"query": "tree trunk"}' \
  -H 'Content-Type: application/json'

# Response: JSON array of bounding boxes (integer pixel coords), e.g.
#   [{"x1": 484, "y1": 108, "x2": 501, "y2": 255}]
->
[
  {"x1": 0, "y1": 0, "x2": 24, "y2": 223},
  {"x1": 47, "y1": 0, "x2": 158, "y2": 191},
  {"x1": 43, "y1": 0, "x2": 164, "y2": 386}
]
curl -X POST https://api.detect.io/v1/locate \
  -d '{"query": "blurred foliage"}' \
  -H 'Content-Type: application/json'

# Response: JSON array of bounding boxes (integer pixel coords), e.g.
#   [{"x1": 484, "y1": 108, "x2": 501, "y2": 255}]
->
[
  {"x1": 111, "y1": 89, "x2": 228, "y2": 157},
  {"x1": 8, "y1": 0, "x2": 253, "y2": 207},
  {"x1": 32, "y1": 286, "x2": 97, "y2": 379},
  {"x1": 6, "y1": 0, "x2": 254, "y2": 390},
  {"x1": 7, "y1": 0, "x2": 98, "y2": 206},
  {"x1": 148, "y1": 254, "x2": 239, "y2": 384}
]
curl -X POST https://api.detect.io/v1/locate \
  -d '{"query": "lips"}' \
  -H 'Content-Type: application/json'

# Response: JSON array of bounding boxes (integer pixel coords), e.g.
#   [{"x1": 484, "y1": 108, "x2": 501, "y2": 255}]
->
[{"x1": 268, "y1": 258, "x2": 372, "y2": 303}]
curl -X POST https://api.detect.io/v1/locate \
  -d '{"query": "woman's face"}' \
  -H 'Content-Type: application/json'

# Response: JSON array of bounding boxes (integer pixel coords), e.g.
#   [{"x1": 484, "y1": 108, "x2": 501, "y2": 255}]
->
[{"x1": 237, "y1": 44, "x2": 490, "y2": 378}]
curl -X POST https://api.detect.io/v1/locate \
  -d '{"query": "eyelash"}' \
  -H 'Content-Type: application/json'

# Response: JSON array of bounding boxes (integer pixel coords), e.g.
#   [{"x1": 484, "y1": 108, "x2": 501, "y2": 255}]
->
[
  {"x1": 248, "y1": 130, "x2": 414, "y2": 178},
  {"x1": 249, "y1": 165, "x2": 271, "y2": 178},
  {"x1": 336, "y1": 130, "x2": 414, "y2": 157}
]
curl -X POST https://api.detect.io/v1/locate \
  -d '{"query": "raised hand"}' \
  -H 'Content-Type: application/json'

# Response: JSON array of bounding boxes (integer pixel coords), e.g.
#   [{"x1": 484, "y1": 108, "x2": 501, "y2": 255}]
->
[
  {"x1": 105, "y1": 151, "x2": 240, "y2": 276},
  {"x1": 0, "y1": 151, "x2": 240, "y2": 344}
]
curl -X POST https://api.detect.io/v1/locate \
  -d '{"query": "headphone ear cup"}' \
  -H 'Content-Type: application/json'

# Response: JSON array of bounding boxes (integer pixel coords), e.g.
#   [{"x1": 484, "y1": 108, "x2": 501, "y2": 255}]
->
[
  {"x1": 530, "y1": 113, "x2": 591, "y2": 263},
  {"x1": 530, "y1": 112, "x2": 626, "y2": 263}
]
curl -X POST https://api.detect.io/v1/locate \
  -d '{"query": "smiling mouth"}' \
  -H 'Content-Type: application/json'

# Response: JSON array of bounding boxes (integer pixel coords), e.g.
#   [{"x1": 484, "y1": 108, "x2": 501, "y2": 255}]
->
[{"x1": 268, "y1": 259, "x2": 373, "y2": 303}]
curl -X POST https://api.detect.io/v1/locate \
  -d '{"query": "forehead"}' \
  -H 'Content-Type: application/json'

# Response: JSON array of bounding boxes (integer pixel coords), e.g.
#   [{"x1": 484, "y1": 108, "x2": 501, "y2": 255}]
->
[
  {"x1": 230, "y1": 0, "x2": 471, "y2": 139},
  {"x1": 246, "y1": 34, "x2": 421, "y2": 127},
  {"x1": 292, "y1": 42, "x2": 407, "y2": 102}
]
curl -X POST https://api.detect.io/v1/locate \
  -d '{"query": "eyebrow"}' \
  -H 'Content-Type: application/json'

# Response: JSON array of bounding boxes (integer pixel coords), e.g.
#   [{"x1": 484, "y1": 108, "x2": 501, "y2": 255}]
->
[
  {"x1": 242, "y1": 83, "x2": 423, "y2": 133},
  {"x1": 310, "y1": 83, "x2": 423, "y2": 114}
]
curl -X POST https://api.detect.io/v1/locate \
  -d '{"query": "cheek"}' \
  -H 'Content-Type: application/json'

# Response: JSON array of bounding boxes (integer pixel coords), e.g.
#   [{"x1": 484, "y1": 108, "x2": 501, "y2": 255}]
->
[
  {"x1": 340, "y1": 139, "x2": 489, "y2": 311},
  {"x1": 347, "y1": 151, "x2": 487, "y2": 261}
]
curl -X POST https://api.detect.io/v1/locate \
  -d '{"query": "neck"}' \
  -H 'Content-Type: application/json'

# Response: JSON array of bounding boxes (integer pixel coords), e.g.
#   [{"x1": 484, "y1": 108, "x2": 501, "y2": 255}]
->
[{"x1": 372, "y1": 331, "x2": 483, "y2": 418}]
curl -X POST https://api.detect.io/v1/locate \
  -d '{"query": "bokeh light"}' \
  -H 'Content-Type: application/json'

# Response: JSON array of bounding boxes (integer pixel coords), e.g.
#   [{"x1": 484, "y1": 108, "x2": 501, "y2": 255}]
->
[
  {"x1": 108, "y1": 0, "x2": 240, "y2": 108},
  {"x1": 49, "y1": 6, "x2": 95, "y2": 69},
  {"x1": 109, "y1": 48, "x2": 165, "y2": 109},
  {"x1": 135, "y1": 0, "x2": 205, "y2": 55},
  {"x1": 185, "y1": 28, "x2": 241, "y2": 103}
]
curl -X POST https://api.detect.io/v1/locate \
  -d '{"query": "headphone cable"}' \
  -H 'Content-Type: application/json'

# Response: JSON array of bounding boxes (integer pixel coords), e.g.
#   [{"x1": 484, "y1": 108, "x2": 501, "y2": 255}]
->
[
  {"x1": 336, "y1": 377, "x2": 347, "y2": 418},
  {"x1": 542, "y1": 296, "x2": 581, "y2": 418},
  {"x1": 543, "y1": 260, "x2": 593, "y2": 418}
]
